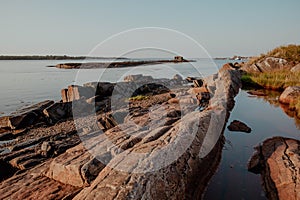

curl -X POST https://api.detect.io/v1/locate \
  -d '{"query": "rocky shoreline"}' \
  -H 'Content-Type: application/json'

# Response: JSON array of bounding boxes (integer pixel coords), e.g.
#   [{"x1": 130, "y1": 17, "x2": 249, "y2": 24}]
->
[{"x1": 0, "y1": 63, "x2": 241, "y2": 199}]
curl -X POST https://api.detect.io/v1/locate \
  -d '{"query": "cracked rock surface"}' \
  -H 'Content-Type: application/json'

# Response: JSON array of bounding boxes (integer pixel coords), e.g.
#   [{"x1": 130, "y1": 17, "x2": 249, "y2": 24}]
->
[{"x1": 248, "y1": 137, "x2": 300, "y2": 200}]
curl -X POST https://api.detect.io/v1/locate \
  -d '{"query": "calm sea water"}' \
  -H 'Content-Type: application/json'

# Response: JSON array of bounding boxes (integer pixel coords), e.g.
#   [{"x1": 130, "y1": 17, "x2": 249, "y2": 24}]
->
[
  {"x1": 204, "y1": 90, "x2": 300, "y2": 200},
  {"x1": 0, "y1": 59, "x2": 299, "y2": 199}
]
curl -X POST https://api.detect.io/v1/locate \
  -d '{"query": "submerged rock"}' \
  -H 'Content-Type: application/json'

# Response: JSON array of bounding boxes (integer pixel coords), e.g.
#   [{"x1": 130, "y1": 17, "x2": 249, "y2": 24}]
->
[
  {"x1": 248, "y1": 137, "x2": 300, "y2": 200},
  {"x1": 227, "y1": 120, "x2": 252, "y2": 133}
]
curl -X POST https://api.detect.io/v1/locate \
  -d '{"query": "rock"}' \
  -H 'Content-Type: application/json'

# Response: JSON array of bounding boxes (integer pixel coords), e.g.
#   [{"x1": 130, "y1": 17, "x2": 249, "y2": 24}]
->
[
  {"x1": 227, "y1": 120, "x2": 251, "y2": 133},
  {"x1": 62, "y1": 85, "x2": 95, "y2": 102},
  {"x1": 173, "y1": 74, "x2": 183, "y2": 81},
  {"x1": 241, "y1": 57, "x2": 292, "y2": 73},
  {"x1": 291, "y1": 63, "x2": 300, "y2": 73},
  {"x1": 188, "y1": 86, "x2": 209, "y2": 95},
  {"x1": 186, "y1": 77, "x2": 203, "y2": 83},
  {"x1": 45, "y1": 140, "x2": 111, "y2": 187},
  {"x1": 0, "y1": 162, "x2": 80, "y2": 199},
  {"x1": 43, "y1": 102, "x2": 72, "y2": 123},
  {"x1": 83, "y1": 82, "x2": 115, "y2": 97},
  {"x1": 248, "y1": 137, "x2": 300, "y2": 200},
  {"x1": 124, "y1": 74, "x2": 154, "y2": 83},
  {"x1": 132, "y1": 83, "x2": 170, "y2": 96},
  {"x1": 220, "y1": 63, "x2": 235, "y2": 71},
  {"x1": 40, "y1": 141, "x2": 54, "y2": 157},
  {"x1": 43, "y1": 100, "x2": 94, "y2": 123},
  {"x1": 0, "y1": 129, "x2": 13, "y2": 140},
  {"x1": 279, "y1": 86, "x2": 300, "y2": 104},
  {"x1": 193, "y1": 79, "x2": 203, "y2": 87},
  {"x1": 0, "y1": 100, "x2": 54, "y2": 130},
  {"x1": 71, "y1": 64, "x2": 242, "y2": 200}
]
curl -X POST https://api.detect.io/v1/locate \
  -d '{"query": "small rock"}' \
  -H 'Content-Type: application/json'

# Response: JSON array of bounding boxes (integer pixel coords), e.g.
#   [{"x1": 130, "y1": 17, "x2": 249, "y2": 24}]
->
[
  {"x1": 227, "y1": 120, "x2": 252, "y2": 133},
  {"x1": 40, "y1": 141, "x2": 53, "y2": 157},
  {"x1": 291, "y1": 63, "x2": 300, "y2": 73},
  {"x1": 193, "y1": 79, "x2": 203, "y2": 88},
  {"x1": 173, "y1": 74, "x2": 183, "y2": 81}
]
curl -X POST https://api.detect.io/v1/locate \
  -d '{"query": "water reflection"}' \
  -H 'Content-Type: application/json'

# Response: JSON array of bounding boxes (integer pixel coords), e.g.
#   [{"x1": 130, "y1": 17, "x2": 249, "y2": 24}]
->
[{"x1": 247, "y1": 89, "x2": 300, "y2": 129}]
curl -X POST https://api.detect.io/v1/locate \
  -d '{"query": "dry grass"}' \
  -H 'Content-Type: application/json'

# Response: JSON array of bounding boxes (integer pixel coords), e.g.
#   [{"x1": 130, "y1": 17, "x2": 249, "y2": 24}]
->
[
  {"x1": 248, "y1": 44, "x2": 300, "y2": 65},
  {"x1": 242, "y1": 71, "x2": 300, "y2": 90}
]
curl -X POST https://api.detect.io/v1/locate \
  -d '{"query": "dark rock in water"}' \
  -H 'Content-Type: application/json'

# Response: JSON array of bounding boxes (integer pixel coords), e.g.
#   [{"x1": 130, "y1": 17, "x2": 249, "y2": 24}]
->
[
  {"x1": 248, "y1": 137, "x2": 300, "y2": 200},
  {"x1": 173, "y1": 74, "x2": 183, "y2": 81},
  {"x1": 227, "y1": 120, "x2": 251, "y2": 133},
  {"x1": 247, "y1": 151, "x2": 262, "y2": 174},
  {"x1": 0, "y1": 100, "x2": 54, "y2": 130}
]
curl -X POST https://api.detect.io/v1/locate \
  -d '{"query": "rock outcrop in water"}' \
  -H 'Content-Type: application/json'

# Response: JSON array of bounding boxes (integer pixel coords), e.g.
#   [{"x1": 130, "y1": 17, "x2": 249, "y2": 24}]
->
[
  {"x1": 55, "y1": 58, "x2": 191, "y2": 69},
  {"x1": 227, "y1": 120, "x2": 252, "y2": 133},
  {"x1": 279, "y1": 86, "x2": 300, "y2": 118},
  {"x1": 0, "y1": 63, "x2": 241, "y2": 199},
  {"x1": 248, "y1": 137, "x2": 300, "y2": 200}
]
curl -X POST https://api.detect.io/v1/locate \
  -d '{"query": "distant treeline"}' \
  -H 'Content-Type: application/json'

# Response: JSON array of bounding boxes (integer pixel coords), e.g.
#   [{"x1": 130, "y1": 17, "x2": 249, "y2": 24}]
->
[{"x1": 0, "y1": 55, "x2": 127, "y2": 60}]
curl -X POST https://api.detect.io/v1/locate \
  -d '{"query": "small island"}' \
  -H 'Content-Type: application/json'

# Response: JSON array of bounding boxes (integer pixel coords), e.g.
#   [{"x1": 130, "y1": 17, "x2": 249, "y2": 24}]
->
[{"x1": 54, "y1": 56, "x2": 192, "y2": 69}]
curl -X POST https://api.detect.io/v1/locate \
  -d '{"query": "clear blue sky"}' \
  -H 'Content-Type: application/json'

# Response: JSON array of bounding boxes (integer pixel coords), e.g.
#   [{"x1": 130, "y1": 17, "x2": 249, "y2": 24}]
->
[{"x1": 0, "y1": 0, "x2": 299, "y2": 57}]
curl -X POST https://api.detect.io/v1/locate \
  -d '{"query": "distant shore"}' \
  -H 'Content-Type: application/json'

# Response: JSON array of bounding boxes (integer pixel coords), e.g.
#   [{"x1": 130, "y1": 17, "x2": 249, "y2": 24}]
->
[{"x1": 0, "y1": 55, "x2": 127, "y2": 60}]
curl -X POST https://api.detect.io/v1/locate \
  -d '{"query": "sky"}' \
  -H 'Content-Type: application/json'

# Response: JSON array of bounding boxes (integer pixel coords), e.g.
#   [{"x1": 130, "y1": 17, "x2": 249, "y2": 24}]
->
[{"x1": 0, "y1": 0, "x2": 299, "y2": 58}]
